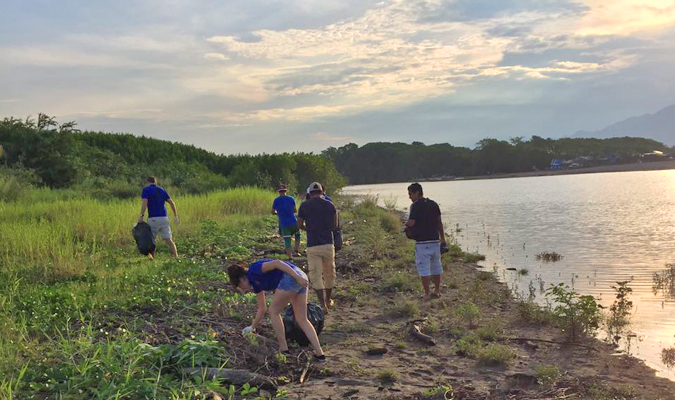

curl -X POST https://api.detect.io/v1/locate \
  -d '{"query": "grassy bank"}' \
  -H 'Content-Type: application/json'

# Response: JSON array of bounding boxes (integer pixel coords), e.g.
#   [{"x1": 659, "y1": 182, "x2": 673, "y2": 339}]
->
[{"x1": 2, "y1": 189, "x2": 675, "y2": 399}]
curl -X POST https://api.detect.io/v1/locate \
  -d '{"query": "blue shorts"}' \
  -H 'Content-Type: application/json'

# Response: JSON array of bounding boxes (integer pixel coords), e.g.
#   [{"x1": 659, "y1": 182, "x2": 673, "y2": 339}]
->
[
  {"x1": 277, "y1": 266, "x2": 308, "y2": 294},
  {"x1": 415, "y1": 241, "x2": 443, "y2": 277}
]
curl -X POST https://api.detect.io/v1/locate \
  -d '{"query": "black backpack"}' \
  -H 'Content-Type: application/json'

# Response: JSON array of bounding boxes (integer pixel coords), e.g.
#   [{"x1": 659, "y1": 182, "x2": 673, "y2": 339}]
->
[{"x1": 132, "y1": 222, "x2": 156, "y2": 256}]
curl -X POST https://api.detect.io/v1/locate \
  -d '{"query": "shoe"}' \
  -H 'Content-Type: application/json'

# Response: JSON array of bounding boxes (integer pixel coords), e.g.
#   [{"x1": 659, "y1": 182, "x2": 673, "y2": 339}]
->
[{"x1": 313, "y1": 354, "x2": 326, "y2": 364}]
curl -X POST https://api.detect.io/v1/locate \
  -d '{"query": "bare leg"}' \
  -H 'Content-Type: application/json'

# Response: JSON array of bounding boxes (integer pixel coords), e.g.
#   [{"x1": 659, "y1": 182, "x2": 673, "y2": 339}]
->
[
  {"x1": 431, "y1": 274, "x2": 442, "y2": 295},
  {"x1": 314, "y1": 289, "x2": 327, "y2": 313},
  {"x1": 163, "y1": 238, "x2": 178, "y2": 257},
  {"x1": 325, "y1": 288, "x2": 333, "y2": 309},
  {"x1": 420, "y1": 276, "x2": 431, "y2": 300},
  {"x1": 290, "y1": 291, "x2": 324, "y2": 356},
  {"x1": 267, "y1": 290, "x2": 296, "y2": 351},
  {"x1": 285, "y1": 248, "x2": 293, "y2": 260}
]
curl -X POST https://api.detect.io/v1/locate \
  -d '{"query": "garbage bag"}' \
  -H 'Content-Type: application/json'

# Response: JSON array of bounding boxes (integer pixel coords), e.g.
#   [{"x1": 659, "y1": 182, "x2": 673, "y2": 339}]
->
[
  {"x1": 282, "y1": 303, "x2": 324, "y2": 346},
  {"x1": 132, "y1": 222, "x2": 156, "y2": 256},
  {"x1": 333, "y1": 228, "x2": 343, "y2": 252}
]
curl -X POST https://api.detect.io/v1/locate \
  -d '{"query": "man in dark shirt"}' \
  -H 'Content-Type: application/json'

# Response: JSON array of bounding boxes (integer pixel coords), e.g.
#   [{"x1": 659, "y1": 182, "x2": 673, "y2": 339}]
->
[
  {"x1": 405, "y1": 182, "x2": 446, "y2": 300},
  {"x1": 298, "y1": 182, "x2": 338, "y2": 314},
  {"x1": 138, "y1": 177, "x2": 179, "y2": 257}
]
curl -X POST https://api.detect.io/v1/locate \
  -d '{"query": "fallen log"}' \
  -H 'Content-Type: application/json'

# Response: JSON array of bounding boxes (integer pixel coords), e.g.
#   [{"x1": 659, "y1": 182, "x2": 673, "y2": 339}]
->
[{"x1": 183, "y1": 368, "x2": 277, "y2": 389}]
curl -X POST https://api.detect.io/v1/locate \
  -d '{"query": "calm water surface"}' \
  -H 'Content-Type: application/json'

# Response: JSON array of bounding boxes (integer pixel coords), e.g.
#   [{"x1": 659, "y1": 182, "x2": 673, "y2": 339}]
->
[{"x1": 344, "y1": 170, "x2": 675, "y2": 378}]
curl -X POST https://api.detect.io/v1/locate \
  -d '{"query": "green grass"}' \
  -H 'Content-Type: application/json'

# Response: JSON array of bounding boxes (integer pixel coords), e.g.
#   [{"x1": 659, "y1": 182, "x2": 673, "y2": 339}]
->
[
  {"x1": 376, "y1": 369, "x2": 399, "y2": 383},
  {"x1": 477, "y1": 343, "x2": 516, "y2": 366},
  {"x1": 390, "y1": 299, "x2": 419, "y2": 318},
  {"x1": 0, "y1": 187, "x2": 277, "y2": 398},
  {"x1": 534, "y1": 364, "x2": 563, "y2": 386}
]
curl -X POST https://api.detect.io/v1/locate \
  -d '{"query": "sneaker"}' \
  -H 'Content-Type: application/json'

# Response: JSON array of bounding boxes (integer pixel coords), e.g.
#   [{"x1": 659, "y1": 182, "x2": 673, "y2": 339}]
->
[{"x1": 313, "y1": 354, "x2": 326, "y2": 364}]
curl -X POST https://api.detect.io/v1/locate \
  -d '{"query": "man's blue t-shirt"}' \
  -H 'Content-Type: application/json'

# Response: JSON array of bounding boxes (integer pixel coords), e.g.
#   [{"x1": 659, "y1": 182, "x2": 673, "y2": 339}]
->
[
  {"x1": 141, "y1": 185, "x2": 170, "y2": 218},
  {"x1": 272, "y1": 195, "x2": 297, "y2": 228},
  {"x1": 247, "y1": 259, "x2": 285, "y2": 293}
]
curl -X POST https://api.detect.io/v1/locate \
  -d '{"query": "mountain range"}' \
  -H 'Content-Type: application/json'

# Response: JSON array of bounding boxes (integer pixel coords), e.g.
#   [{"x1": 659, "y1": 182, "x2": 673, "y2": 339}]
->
[{"x1": 574, "y1": 105, "x2": 675, "y2": 146}]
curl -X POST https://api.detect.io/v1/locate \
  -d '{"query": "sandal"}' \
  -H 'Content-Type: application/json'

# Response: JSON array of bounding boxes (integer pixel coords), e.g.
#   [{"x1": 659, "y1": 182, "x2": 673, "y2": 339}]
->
[{"x1": 313, "y1": 354, "x2": 326, "y2": 364}]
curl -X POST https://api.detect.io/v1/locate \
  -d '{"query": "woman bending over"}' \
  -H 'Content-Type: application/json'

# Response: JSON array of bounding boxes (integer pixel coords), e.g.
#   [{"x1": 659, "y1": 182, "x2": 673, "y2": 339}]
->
[{"x1": 227, "y1": 259, "x2": 326, "y2": 362}]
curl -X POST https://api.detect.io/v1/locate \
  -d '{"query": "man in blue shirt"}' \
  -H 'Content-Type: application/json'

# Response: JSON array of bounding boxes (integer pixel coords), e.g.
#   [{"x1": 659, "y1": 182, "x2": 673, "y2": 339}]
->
[
  {"x1": 138, "y1": 177, "x2": 179, "y2": 257},
  {"x1": 272, "y1": 184, "x2": 301, "y2": 260}
]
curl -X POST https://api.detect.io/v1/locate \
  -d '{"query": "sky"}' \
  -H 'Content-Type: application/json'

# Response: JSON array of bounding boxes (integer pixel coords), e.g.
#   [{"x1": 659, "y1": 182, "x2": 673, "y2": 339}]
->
[{"x1": 1, "y1": 0, "x2": 675, "y2": 154}]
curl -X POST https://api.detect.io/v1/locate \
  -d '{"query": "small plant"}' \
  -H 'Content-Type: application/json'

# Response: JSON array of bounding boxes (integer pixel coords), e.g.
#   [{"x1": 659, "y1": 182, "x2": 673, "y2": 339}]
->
[
  {"x1": 463, "y1": 253, "x2": 486, "y2": 263},
  {"x1": 394, "y1": 341, "x2": 407, "y2": 349},
  {"x1": 421, "y1": 384, "x2": 453, "y2": 399},
  {"x1": 453, "y1": 301, "x2": 482, "y2": 328},
  {"x1": 477, "y1": 343, "x2": 516, "y2": 366},
  {"x1": 536, "y1": 251, "x2": 564, "y2": 262},
  {"x1": 534, "y1": 364, "x2": 562, "y2": 386},
  {"x1": 382, "y1": 194, "x2": 398, "y2": 211},
  {"x1": 239, "y1": 382, "x2": 258, "y2": 396},
  {"x1": 546, "y1": 283, "x2": 601, "y2": 342},
  {"x1": 518, "y1": 268, "x2": 529, "y2": 276},
  {"x1": 379, "y1": 211, "x2": 401, "y2": 234},
  {"x1": 662, "y1": 346, "x2": 675, "y2": 369},
  {"x1": 476, "y1": 322, "x2": 501, "y2": 342},
  {"x1": 605, "y1": 281, "x2": 633, "y2": 344},
  {"x1": 422, "y1": 320, "x2": 440, "y2": 335},
  {"x1": 384, "y1": 272, "x2": 419, "y2": 292},
  {"x1": 376, "y1": 369, "x2": 399, "y2": 383},
  {"x1": 454, "y1": 333, "x2": 482, "y2": 358},
  {"x1": 653, "y1": 263, "x2": 675, "y2": 296},
  {"x1": 517, "y1": 300, "x2": 554, "y2": 325},
  {"x1": 274, "y1": 352, "x2": 287, "y2": 364},
  {"x1": 390, "y1": 299, "x2": 419, "y2": 318}
]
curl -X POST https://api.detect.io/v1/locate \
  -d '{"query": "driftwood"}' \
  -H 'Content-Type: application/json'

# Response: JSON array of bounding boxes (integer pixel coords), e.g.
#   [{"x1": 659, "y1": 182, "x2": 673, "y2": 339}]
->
[
  {"x1": 183, "y1": 368, "x2": 277, "y2": 389},
  {"x1": 299, "y1": 358, "x2": 311, "y2": 384},
  {"x1": 408, "y1": 319, "x2": 436, "y2": 346}
]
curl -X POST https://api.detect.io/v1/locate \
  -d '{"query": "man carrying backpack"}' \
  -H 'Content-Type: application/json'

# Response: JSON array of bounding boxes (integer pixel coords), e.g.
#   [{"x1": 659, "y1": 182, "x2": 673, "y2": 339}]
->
[
  {"x1": 405, "y1": 182, "x2": 446, "y2": 300},
  {"x1": 138, "y1": 177, "x2": 179, "y2": 257}
]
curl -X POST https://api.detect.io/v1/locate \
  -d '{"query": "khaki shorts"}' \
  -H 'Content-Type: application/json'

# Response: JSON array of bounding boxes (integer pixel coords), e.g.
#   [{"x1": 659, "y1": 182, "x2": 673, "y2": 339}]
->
[
  {"x1": 306, "y1": 244, "x2": 336, "y2": 290},
  {"x1": 147, "y1": 217, "x2": 172, "y2": 240}
]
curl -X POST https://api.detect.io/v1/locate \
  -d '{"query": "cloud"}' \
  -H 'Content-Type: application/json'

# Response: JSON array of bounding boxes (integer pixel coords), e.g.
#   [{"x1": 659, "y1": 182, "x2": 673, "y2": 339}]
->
[
  {"x1": 313, "y1": 132, "x2": 356, "y2": 142},
  {"x1": 577, "y1": 0, "x2": 675, "y2": 36}
]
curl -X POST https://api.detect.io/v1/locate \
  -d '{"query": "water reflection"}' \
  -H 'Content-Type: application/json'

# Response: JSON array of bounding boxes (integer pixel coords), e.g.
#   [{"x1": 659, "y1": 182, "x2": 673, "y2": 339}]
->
[{"x1": 344, "y1": 170, "x2": 675, "y2": 379}]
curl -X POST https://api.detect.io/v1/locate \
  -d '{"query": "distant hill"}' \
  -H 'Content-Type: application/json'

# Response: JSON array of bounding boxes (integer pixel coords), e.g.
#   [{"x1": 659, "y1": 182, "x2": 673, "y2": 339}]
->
[{"x1": 575, "y1": 105, "x2": 675, "y2": 145}]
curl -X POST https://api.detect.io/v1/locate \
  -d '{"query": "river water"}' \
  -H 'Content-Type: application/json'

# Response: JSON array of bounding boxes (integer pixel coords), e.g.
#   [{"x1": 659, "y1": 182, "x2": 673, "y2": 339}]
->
[{"x1": 344, "y1": 170, "x2": 675, "y2": 378}]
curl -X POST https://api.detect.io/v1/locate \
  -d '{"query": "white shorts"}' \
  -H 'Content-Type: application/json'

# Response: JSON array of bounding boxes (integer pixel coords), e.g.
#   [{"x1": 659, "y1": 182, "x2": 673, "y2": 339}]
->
[
  {"x1": 415, "y1": 241, "x2": 442, "y2": 277},
  {"x1": 147, "y1": 217, "x2": 172, "y2": 240}
]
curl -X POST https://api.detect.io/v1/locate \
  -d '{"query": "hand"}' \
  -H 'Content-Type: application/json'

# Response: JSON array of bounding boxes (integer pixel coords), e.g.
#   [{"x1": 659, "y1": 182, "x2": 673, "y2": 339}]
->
[
  {"x1": 138, "y1": 216, "x2": 144, "y2": 224},
  {"x1": 241, "y1": 326, "x2": 254, "y2": 336},
  {"x1": 295, "y1": 275, "x2": 309, "y2": 289},
  {"x1": 173, "y1": 216, "x2": 180, "y2": 225}
]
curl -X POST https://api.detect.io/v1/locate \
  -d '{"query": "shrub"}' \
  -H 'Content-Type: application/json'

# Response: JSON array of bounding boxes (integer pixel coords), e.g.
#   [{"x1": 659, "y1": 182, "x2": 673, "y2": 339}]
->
[
  {"x1": 516, "y1": 301, "x2": 555, "y2": 325},
  {"x1": 379, "y1": 211, "x2": 401, "y2": 234},
  {"x1": 536, "y1": 251, "x2": 564, "y2": 262},
  {"x1": 463, "y1": 252, "x2": 486, "y2": 263},
  {"x1": 546, "y1": 283, "x2": 601, "y2": 342},
  {"x1": 384, "y1": 272, "x2": 419, "y2": 292},
  {"x1": 605, "y1": 281, "x2": 633, "y2": 344},
  {"x1": 382, "y1": 194, "x2": 398, "y2": 211},
  {"x1": 360, "y1": 222, "x2": 388, "y2": 259},
  {"x1": 390, "y1": 299, "x2": 419, "y2": 318},
  {"x1": 476, "y1": 322, "x2": 501, "y2": 342},
  {"x1": 453, "y1": 301, "x2": 482, "y2": 328},
  {"x1": 376, "y1": 369, "x2": 399, "y2": 383},
  {"x1": 455, "y1": 333, "x2": 482, "y2": 358},
  {"x1": 421, "y1": 384, "x2": 453, "y2": 399},
  {"x1": 477, "y1": 343, "x2": 516, "y2": 366},
  {"x1": 534, "y1": 364, "x2": 562, "y2": 386}
]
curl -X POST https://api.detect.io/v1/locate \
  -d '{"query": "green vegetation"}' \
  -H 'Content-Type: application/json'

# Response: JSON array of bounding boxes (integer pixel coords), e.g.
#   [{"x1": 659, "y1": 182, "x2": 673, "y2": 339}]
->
[
  {"x1": 546, "y1": 283, "x2": 602, "y2": 342},
  {"x1": 0, "y1": 186, "x2": 279, "y2": 399},
  {"x1": 605, "y1": 281, "x2": 634, "y2": 344},
  {"x1": 453, "y1": 301, "x2": 482, "y2": 328},
  {"x1": 420, "y1": 384, "x2": 453, "y2": 399},
  {"x1": 477, "y1": 343, "x2": 516, "y2": 366},
  {"x1": 390, "y1": 299, "x2": 419, "y2": 318},
  {"x1": 323, "y1": 137, "x2": 670, "y2": 184},
  {"x1": 454, "y1": 333, "x2": 482, "y2": 358},
  {"x1": 0, "y1": 114, "x2": 346, "y2": 195},
  {"x1": 376, "y1": 369, "x2": 399, "y2": 383},
  {"x1": 534, "y1": 364, "x2": 563, "y2": 386},
  {"x1": 536, "y1": 251, "x2": 564, "y2": 262}
]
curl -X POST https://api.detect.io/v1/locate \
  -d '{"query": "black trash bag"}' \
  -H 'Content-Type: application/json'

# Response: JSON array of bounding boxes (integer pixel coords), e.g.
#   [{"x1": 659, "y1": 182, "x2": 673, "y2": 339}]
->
[
  {"x1": 333, "y1": 229, "x2": 343, "y2": 252},
  {"x1": 282, "y1": 303, "x2": 324, "y2": 346},
  {"x1": 132, "y1": 222, "x2": 156, "y2": 256}
]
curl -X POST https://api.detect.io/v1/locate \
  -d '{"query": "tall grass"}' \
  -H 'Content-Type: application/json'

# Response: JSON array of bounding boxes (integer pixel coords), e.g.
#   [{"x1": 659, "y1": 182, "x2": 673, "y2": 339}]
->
[{"x1": 0, "y1": 187, "x2": 276, "y2": 281}]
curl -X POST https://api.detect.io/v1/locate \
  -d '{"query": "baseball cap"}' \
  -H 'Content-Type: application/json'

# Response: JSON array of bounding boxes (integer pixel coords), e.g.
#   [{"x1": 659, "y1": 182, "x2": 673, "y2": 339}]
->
[
  {"x1": 277, "y1": 184, "x2": 287, "y2": 192},
  {"x1": 307, "y1": 182, "x2": 323, "y2": 193}
]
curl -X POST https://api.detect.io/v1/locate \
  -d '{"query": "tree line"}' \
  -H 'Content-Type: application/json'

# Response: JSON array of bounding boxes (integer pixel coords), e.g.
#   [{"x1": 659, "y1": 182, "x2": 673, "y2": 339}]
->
[
  {"x1": 0, "y1": 114, "x2": 346, "y2": 199},
  {"x1": 323, "y1": 136, "x2": 673, "y2": 184}
]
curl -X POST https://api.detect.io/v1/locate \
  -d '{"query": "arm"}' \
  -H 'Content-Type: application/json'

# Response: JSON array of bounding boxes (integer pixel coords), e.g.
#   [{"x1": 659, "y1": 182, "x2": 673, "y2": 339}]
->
[
  {"x1": 405, "y1": 219, "x2": 415, "y2": 228},
  {"x1": 439, "y1": 220, "x2": 446, "y2": 244},
  {"x1": 297, "y1": 217, "x2": 306, "y2": 230},
  {"x1": 167, "y1": 199, "x2": 178, "y2": 218},
  {"x1": 271, "y1": 207, "x2": 277, "y2": 215},
  {"x1": 139, "y1": 199, "x2": 148, "y2": 223},
  {"x1": 332, "y1": 210, "x2": 338, "y2": 230},
  {"x1": 261, "y1": 260, "x2": 309, "y2": 288},
  {"x1": 251, "y1": 292, "x2": 267, "y2": 329}
]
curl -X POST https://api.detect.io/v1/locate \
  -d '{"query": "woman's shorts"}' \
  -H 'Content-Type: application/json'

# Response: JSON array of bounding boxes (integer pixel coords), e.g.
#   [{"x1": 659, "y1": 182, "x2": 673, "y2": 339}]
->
[{"x1": 277, "y1": 265, "x2": 308, "y2": 294}]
